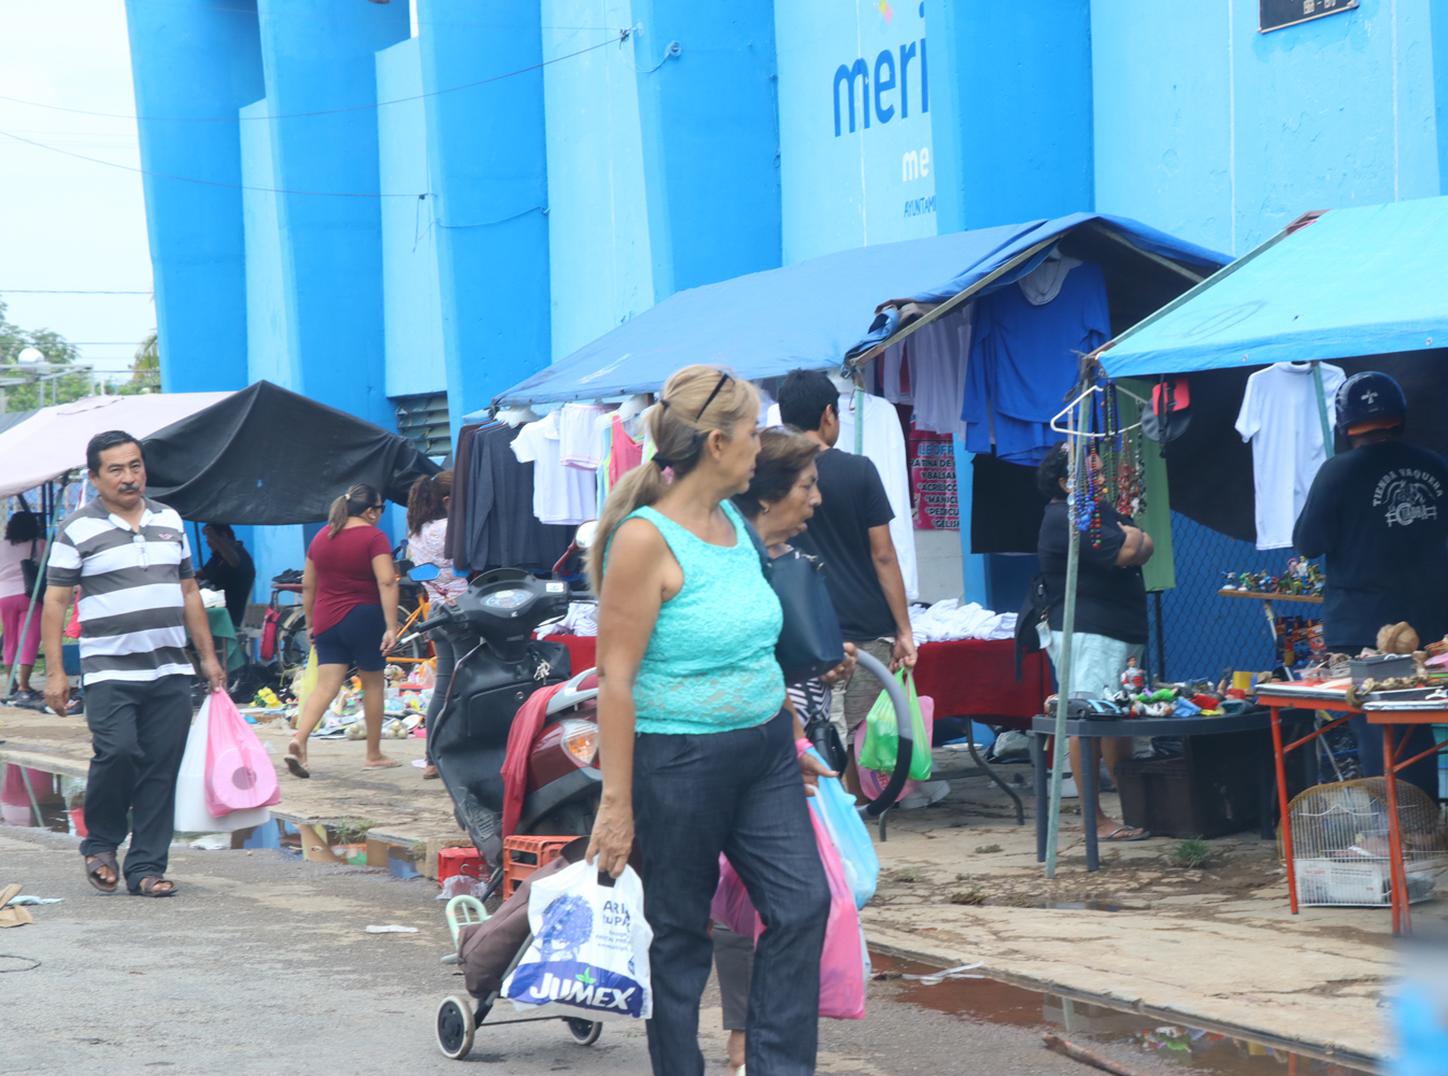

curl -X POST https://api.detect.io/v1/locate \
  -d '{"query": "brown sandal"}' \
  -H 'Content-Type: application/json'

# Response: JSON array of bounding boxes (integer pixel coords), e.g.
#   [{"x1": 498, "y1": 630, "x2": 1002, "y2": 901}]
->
[
  {"x1": 130, "y1": 875, "x2": 177, "y2": 898},
  {"x1": 285, "y1": 739, "x2": 310, "y2": 779},
  {"x1": 84, "y1": 852, "x2": 119, "y2": 894}
]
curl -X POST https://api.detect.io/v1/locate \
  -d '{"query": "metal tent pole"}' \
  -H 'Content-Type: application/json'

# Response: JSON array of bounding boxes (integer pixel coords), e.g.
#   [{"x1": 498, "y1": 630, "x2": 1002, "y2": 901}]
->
[{"x1": 1044, "y1": 394, "x2": 1090, "y2": 878}]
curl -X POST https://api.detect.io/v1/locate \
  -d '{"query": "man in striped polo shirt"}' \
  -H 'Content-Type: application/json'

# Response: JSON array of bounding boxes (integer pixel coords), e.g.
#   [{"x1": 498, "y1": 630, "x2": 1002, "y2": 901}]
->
[{"x1": 42, "y1": 430, "x2": 225, "y2": 898}]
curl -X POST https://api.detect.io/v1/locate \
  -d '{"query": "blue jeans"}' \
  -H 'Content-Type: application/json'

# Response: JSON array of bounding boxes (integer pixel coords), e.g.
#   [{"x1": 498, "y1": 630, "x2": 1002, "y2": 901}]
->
[{"x1": 632, "y1": 708, "x2": 829, "y2": 1076}]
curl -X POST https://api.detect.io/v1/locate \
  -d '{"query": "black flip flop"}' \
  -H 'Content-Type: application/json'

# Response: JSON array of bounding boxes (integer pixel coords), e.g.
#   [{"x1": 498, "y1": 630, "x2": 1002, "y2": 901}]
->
[
  {"x1": 130, "y1": 875, "x2": 177, "y2": 898},
  {"x1": 285, "y1": 741, "x2": 310, "y2": 779},
  {"x1": 84, "y1": 851, "x2": 120, "y2": 894}
]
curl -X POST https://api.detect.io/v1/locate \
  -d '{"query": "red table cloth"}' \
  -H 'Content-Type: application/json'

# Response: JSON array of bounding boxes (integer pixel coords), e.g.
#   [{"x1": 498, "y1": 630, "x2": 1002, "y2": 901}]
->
[
  {"x1": 911, "y1": 639, "x2": 1050, "y2": 727},
  {"x1": 540, "y1": 633, "x2": 597, "y2": 675},
  {"x1": 537, "y1": 635, "x2": 1050, "y2": 727}
]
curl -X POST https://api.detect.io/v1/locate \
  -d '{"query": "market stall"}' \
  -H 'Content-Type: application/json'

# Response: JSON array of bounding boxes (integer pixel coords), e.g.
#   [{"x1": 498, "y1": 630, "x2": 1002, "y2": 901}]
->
[
  {"x1": 481, "y1": 214, "x2": 1225, "y2": 769},
  {"x1": 1084, "y1": 196, "x2": 1448, "y2": 906}
]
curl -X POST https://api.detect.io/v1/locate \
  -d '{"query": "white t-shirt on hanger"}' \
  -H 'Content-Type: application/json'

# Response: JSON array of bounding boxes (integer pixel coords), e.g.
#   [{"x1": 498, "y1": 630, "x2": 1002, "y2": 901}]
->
[
  {"x1": 558, "y1": 403, "x2": 609, "y2": 468},
  {"x1": 837, "y1": 391, "x2": 918, "y2": 599},
  {"x1": 512, "y1": 410, "x2": 599, "y2": 526},
  {"x1": 1234, "y1": 361, "x2": 1346, "y2": 550}
]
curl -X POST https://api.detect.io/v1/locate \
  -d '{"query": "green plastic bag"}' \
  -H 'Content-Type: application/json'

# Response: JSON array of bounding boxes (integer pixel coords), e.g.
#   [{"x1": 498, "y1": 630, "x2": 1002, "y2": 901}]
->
[{"x1": 857, "y1": 670, "x2": 932, "y2": 781}]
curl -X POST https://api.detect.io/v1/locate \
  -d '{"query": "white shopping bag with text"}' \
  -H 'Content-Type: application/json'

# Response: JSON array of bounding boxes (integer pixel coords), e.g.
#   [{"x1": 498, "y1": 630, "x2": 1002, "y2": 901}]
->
[{"x1": 502, "y1": 859, "x2": 653, "y2": 1020}]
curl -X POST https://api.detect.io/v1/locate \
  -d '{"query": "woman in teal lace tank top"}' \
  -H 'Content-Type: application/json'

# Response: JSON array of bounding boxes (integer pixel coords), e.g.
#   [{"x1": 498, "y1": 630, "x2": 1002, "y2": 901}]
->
[{"x1": 586, "y1": 366, "x2": 832, "y2": 1076}]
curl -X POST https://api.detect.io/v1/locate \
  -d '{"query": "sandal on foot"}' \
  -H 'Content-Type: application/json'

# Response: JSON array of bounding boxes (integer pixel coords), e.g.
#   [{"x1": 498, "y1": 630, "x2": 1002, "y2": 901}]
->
[
  {"x1": 130, "y1": 875, "x2": 177, "y2": 898},
  {"x1": 84, "y1": 851, "x2": 119, "y2": 894},
  {"x1": 421, "y1": 764, "x2": 439, "y2": 780},
  {"x1": 1100, "y1": 824, "x2": 1151, "y2": 842},
  {"x1": 285, "y1": 740, "x2": 310, "y2": 779}
]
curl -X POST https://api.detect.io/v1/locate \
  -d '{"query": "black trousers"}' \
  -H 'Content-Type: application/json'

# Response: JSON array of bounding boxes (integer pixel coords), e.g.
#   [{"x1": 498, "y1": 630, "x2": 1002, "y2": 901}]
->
[
  {"x1": 632, "y1": 709, "x2": 830, "y2": 1076},
  {"x1": 79, "y1": 675, "x2": 193, "y2": 889}
]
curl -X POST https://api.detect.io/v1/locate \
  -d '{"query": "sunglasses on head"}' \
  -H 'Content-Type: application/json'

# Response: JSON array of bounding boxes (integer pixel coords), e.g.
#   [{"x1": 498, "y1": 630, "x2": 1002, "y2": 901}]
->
[{"x1": 695, "y1": 372, "x2": 733, "y2": 420}]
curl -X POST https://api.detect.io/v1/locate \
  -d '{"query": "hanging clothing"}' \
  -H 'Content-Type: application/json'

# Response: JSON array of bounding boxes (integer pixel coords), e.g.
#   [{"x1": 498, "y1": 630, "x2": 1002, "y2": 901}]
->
[
  {"x1": 905, "y1": 307, "x2": 972, "y2": 441},
  {"x1": 1235, "y1": 362, "x2": 1345, "y2": 550},
  {"x1": 444, "y1": 423, "x2": 483, "y2": 563},
  {"x1": 963, "y1": 261, "x2": 1109, "y2": 465},
  {"x1": 592, "y1": 411, "x2": 647, "y2": 505},
  {"x1": 879, "y1": 347, "x2": 914, "y2": 405},
  {"x1": 836, "y1": 390, "x2": 917, "y2": 600},
  {"x1": 558, "y1": 403, "x2": 609, "y2": 469},
  {"x1": 458, "y1": 424, "x2": 573, "y2": 572},
  {"x1": 511, "y1": 411, "x2": 598, "y2": 526}
]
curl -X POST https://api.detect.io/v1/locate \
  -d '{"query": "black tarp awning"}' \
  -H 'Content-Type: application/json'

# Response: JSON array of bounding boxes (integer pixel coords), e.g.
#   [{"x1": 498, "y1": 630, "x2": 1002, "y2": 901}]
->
[{"x1": 142, "y1": 380, "x2": 439, "y2": 525}]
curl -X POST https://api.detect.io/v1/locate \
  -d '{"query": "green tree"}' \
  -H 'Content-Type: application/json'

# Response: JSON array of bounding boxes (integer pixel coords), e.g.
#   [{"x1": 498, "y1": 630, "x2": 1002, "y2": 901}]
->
[
  {"x1": 0, "y1": 300, "x2": 91, "y2": 412},
  {"x1": 111, "y1": 330, "x2": 160, "y2": 396}
]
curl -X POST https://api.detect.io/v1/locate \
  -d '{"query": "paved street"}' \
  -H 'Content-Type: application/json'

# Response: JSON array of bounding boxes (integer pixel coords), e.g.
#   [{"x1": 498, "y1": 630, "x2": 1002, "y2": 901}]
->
[{"x1": 0, "y1": 825, "x2": 1183, "y2": 1076}]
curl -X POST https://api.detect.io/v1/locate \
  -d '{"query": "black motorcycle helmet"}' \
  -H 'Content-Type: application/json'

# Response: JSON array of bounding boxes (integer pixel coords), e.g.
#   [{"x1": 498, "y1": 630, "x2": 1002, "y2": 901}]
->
[{"x1": 1335, "y1": 371, "x2": 1406, "y2": 437}]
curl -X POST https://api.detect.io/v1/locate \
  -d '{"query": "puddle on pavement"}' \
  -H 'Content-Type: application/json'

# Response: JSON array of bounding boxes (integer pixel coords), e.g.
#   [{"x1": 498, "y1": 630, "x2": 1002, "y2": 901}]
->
[
  {"x1": 2, "y1": 762, "x2": 424, "y2": 879},
  {"x1": 874, "y1": 955, "x2": 1376, "y2": 1075}
]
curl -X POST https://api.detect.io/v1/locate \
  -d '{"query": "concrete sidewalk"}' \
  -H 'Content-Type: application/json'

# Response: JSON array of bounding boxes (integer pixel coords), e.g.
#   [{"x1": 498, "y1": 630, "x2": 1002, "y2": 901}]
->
[{"x1": 2, "y1": 704, "x2": 1426, "y2": 1067}]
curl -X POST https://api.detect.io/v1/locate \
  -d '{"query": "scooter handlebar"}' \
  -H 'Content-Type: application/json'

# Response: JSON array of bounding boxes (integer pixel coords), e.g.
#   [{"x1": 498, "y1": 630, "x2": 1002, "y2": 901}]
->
[{"x1": 852, "y1": 648, "x2": 914, "y2": 818}]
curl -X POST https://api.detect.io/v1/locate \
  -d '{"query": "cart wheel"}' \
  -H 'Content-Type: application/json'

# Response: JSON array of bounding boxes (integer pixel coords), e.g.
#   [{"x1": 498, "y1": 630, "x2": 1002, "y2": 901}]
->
[
  {"x1": 566, "y1": 1018, "x2": 603, "y2": 1046},
  {"x1": 436, "y1": 995, "x2": 476, "y2": 1060}
]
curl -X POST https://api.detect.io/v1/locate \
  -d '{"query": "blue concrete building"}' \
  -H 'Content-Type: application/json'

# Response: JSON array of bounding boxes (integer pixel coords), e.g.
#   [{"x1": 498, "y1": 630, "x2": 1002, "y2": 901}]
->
[{"x1": 125, "y1": 0, "x2": 1448, "y2": 675}]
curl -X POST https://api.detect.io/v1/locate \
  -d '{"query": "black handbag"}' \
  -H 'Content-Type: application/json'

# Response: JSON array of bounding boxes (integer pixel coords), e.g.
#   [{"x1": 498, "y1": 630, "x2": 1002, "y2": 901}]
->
[
  {"x1": 744, "y1": 522, "x2": 846, "y2": 684},
  {"x1": 21, "y1": 538, "x2": 45, "y2": 604}
]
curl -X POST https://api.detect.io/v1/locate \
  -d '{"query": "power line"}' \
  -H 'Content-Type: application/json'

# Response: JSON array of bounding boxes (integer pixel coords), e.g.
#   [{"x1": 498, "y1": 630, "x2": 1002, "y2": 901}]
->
[
  {"x1": 0, "y1": 289, "x2": 151, "y2": 295},
  {"x1": 0, "y1": 32, "x2": 629, "y2": 125},
  {"x1": 0, "y1": 128, "x2": 429, "y2": 198}
]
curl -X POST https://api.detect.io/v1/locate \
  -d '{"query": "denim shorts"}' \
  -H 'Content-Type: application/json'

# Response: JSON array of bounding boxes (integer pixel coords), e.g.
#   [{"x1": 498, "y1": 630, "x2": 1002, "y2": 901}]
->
[{"x1": 313, "y1": 604, "x2": 386, "y2": 672}]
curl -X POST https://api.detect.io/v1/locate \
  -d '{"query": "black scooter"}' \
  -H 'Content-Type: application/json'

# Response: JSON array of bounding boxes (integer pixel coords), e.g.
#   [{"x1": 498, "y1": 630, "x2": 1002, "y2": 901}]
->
[{"x1": 413, "y1": 567, "x2": 601, "y2": 874}]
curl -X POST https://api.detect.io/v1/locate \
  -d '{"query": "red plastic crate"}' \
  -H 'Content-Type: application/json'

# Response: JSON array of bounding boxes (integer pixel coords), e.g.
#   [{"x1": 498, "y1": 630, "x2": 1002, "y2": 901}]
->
[
  {"x1": 502, "y1": 835, "x2": 576, "y2": 900},
  {"x1": 437, "y1": 845, "x2": 486, "y2": 884}
]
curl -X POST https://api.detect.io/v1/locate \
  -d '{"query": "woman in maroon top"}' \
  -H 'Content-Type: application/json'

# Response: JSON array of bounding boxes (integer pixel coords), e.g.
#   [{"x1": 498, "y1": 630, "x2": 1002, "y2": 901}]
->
[{"x1": 285, "y1": 484, "x2": 401, "y2": 777}]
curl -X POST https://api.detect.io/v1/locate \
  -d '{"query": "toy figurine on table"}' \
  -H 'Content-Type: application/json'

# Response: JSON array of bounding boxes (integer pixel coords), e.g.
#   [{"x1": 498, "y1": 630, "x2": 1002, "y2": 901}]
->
[{"x1": 1120, "y1": 657, "x2": 1147, "y2": 693}]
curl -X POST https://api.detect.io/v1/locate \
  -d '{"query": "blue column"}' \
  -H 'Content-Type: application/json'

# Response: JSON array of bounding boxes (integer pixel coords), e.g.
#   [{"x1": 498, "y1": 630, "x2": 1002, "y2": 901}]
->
[
  {"x1": 630, "y1": 0, "x2": 782, "y2": 298},
  {"x1": 929, "y1": 1, "x2": 1094, "y2": 232},
  {"x1": 416, "y1": 1, "x2": 551, "y2": 436},
  {"x1": 254, "y1": 0, "x2": 408, "y2": 429},
  {"x1": 124, "y1": 0, "x2": 264, "y2": 393}
]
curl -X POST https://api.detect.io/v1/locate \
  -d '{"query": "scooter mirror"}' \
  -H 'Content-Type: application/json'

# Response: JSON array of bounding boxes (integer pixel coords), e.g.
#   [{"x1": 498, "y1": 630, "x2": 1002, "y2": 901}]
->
[
  {"x1": 409, "y1": 562, "x2": 441, "y2": 582},
  {"x1": 573, "y1": 520, "x2": 599, "y2": 552}
]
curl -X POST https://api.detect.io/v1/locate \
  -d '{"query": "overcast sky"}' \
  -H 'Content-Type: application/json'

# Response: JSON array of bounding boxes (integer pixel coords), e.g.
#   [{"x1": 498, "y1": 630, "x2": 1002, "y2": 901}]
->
[{"x1": 0, "y1": 2, "x2": 153, "y2": 380}]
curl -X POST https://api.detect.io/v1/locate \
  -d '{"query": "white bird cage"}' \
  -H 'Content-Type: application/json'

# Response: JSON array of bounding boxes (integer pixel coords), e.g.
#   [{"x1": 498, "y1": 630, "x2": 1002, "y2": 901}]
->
[{"x1": 1288, "y1": 778, "x2": 1448, "y2": 907}]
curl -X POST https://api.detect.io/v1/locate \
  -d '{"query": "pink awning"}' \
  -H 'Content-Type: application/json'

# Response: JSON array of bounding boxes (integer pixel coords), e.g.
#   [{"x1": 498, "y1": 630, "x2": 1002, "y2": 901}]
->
[{"x1": 0, "y1": 392, "x2": 233, "y2": 499}]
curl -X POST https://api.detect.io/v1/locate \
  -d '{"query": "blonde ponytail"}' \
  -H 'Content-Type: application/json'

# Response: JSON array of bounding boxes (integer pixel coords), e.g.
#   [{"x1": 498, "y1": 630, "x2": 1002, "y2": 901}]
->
[
  {"x1": 326, "y1": 483, "x2": 383, "y2": 538},
  {"x1": 326, "y1": 495, "x2": 349, "y2": 537},
  {"x1": 587, "y1": 364, "x2": 760, "y2": 592},
  {"x1": 588, "y1": 462, "x2": 667, "y2": 592}
]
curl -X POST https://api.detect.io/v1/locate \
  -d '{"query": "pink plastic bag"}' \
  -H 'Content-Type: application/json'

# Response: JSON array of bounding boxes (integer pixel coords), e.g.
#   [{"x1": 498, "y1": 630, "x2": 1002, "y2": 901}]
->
[
  {"x1": 204, "y1": 691, "x2": 281, "y2": 816},
  {"x1": 854, "y1": 692, "x2": 934, "y2": 802},
  {"x1": 708, "y1": 810, "x2": 867, "y2": 1020}
]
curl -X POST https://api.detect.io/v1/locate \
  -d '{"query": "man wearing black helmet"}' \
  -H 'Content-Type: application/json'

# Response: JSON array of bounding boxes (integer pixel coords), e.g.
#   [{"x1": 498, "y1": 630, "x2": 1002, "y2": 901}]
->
[{"x1": 1294, "y1": 370, "x2": 1443, "y2": 797}]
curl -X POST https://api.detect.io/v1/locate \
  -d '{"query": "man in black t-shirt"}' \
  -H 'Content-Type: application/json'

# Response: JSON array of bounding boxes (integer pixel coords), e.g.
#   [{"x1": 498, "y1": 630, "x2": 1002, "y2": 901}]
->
[
  {"x1": 1294, "y1": 371, "x2": 1443, "y2": 798},
  {"x1": 1036, "y1": 443, "x2": 1154, "y2": 841},
  {"x1": 777, "y1": 370, "x2": 916, "y2": 788}
]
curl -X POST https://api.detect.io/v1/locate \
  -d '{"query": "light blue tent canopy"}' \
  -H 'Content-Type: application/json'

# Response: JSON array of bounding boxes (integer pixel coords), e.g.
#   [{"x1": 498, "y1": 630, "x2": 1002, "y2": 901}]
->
[
  {"x1": 1099, "y1": 197, "x2": 1448, "y2": 378},
  {"x1": 495, "y1": 214, "x2": 1225, "y2": 406}
]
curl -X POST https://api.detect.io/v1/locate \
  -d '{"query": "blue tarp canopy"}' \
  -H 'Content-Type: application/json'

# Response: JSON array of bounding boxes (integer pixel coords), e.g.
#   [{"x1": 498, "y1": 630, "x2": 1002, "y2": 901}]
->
[
  {"x1": 1099, "y1": 197, "x2": 1448, "y2": 378},
  {"x1": 496, "y1": 213, "x2": 1225, "y2": 406}
]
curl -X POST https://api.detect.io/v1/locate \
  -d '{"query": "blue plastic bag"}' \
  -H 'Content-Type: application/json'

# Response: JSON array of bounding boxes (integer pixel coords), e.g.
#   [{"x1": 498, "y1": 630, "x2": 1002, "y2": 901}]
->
[{"x1": 806, "y1": 748, "x2": 879, "y2": 910}]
